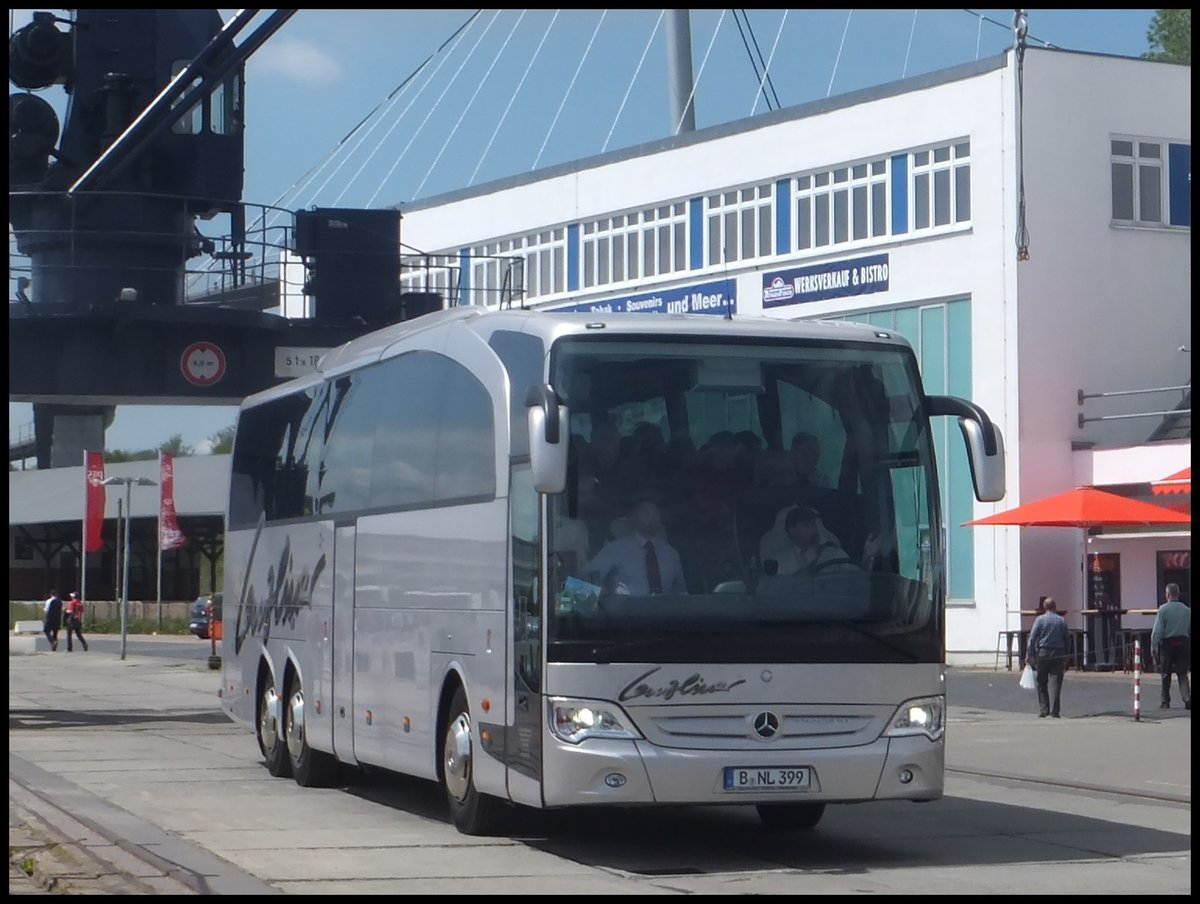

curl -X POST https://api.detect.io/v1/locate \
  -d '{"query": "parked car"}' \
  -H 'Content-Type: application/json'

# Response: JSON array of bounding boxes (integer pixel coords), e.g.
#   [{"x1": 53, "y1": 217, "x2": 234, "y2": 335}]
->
[{"x1": 188, "y1": 593, "x2": 222, "y2": 639}]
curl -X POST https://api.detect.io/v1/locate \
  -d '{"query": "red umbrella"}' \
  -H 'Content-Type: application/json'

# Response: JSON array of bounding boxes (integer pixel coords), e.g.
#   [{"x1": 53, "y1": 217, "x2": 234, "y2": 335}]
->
[
  {"x1": 1151, "y1": 466, "x2": 1190, "y2": 496},
  {"x1": 963, "y1": 485, "x2": 1192, "y2": 528}
]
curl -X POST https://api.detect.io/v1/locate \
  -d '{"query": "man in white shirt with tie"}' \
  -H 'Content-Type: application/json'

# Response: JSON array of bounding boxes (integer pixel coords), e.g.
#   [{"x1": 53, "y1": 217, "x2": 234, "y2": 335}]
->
[{"x1": 584, "y1": 498, "x2": 687, "y2": 595}]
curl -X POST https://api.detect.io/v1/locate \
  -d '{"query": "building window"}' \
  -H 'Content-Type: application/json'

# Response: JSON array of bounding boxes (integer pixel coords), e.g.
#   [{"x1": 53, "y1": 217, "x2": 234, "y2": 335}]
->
[
  {"x1": 707, "y1": 183, "x2": 773, "y2": 266},
  {"x1": 461, "y1": 236, "x2": 539, "y2": 307},
  {"x1": 794, "y1": 158, "x2": 889, "y2": 252},
  {"x1": 402, "y1": 253, "x2": 457, "y2": 302},
  {"x1": 581, "y1": 204, "x2": 687, "y2": 289},
  {"x1": 1109, "y1": 136, "x2": 1189, "y2": 227},
  {"x1": 909, "y1": 140, "x2": 970, "y2": 233}
]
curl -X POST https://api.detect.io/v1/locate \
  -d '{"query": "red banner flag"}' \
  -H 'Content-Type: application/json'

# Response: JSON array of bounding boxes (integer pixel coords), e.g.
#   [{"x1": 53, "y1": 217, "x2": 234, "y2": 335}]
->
[
  {"x1": 84, "y1": 451, "x2": 106, "y2": 553},
  {"x1": 159, "y1": 452, "x2": 188, "y2": 550}
]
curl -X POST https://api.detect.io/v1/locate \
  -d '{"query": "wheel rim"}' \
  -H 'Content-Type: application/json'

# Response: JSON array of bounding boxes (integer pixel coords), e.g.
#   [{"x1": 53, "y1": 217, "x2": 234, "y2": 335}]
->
[
  {"x1": 443, "y1": 712, "x2": 472, "y2": 803},
  {"x1": 259, "y1": 684, "x2": 281, "y2": 758},
  {"x1": 286, "y1": 685, "x2": 304, "y2": 762}
]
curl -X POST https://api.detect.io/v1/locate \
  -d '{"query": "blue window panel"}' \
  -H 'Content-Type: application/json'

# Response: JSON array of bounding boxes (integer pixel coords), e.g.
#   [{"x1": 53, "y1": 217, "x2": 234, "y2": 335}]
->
[
  {"x1": 891, "y1": 154, "x2": 908, "y2": 235},
  {"x1": 946, "y1": 300, "x2": 971, "y2": 398},
  {"x1": 458, "y1": 248, "x2": 471, "y2": 303},
  {"x1": 919, "y1": 306, "x2": 947, "y2": 396},
  {"x1": 894, "y1": 307, "x2": 920, "y2": 350},
  {"x1": 689, "y1": 197, "x2": 704, "y2": 270},
  {"x1": 945, "y1": 299, "x2": 974, "y2": 599},
  {"x1": 775, "y1": 179, "x2": 791, "y2": 253},
  {"x1": 567, "y1": 223, "x2": 580, "y2": 292},
  {"x1": 1169, "y1": 143, "x2": 1191, "y2": 227},
  {"x1": 867, "y1": 309, "x2": 893, "y2": 329}
]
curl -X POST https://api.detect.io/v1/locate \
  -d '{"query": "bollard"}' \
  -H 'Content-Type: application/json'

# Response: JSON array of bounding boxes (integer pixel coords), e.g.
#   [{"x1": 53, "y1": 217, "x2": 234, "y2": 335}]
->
[{"x1": 1133, "y1": 638, "x2": 1141, "y2": 722}]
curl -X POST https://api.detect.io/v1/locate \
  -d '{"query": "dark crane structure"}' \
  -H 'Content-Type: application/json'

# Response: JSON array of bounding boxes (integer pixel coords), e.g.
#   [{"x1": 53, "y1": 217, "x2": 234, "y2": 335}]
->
[{"x1": 9, "y1": 9, "x2": 467, "y2": 469}]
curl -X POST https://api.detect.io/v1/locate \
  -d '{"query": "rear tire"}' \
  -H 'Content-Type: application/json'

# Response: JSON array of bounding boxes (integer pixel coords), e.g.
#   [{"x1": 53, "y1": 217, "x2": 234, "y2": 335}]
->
[
  {"x1": 756, "y1": 802, "x2": 826, "y2": 830},
  {"x1": 258, "y1": 671, "x2": 291, "y2": 778},
  {"x1": 285, "y1": 671, "x2": 338, "y2": 787},
  {"x1": 440, "y1": 686, "x2": 505, "y2": 835}
]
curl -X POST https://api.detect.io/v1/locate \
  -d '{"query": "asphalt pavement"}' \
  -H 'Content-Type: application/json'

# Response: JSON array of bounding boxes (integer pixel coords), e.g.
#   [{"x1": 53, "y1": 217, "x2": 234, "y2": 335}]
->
[{"x1": 8, "y1": 634, "x2": 1191, "y2": 894}]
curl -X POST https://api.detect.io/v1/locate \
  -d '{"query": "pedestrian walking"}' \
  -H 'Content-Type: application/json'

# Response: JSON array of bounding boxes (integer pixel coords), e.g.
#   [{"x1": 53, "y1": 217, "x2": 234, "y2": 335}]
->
[
  {"x1": 43, "y1": 589, "x2": 64, "y2": 651},
  {"x1": 1024, "y1": 596, "x2": 1069, "y2": 718},
  {"x1": 64, "y1": 591, "x2": 89, "y2": 652},
  {"x1": 1151, "y1": 582, "x2": 1190, "y2": 710}
]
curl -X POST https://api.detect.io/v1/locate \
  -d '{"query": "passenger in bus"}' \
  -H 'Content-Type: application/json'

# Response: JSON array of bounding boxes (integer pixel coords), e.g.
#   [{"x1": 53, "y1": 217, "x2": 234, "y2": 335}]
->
[
  {"x1": 789, "y1": 431, "x2": 831, "y2": 489},
  {"x1": 759, "y1": 504, "x2": 880, "y2": 577},
  {"x1": 583, "y1": 498, "x2": 686, "y2": 596},
  {"x1": 577, "y1": 421, "x2": 628, "y2": 548}
]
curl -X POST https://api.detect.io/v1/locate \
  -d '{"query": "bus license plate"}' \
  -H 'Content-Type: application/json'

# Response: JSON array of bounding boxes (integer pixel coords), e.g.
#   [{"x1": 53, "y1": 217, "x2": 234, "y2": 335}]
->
[{"x1": 724, "y1": 766, "x2": 811, "y2": 791}]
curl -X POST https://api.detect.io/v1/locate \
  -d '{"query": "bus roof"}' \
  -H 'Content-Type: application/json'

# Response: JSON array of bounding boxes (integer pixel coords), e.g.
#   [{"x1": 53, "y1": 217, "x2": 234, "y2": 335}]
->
[{"x1": 242, "y1": 307, "x2": 913, "y2": 408}]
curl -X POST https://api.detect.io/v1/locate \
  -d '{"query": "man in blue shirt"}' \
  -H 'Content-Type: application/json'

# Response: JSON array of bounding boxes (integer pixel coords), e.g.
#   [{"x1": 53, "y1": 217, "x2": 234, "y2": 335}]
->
[
  {"x1": 1151, "y1": 583, "x2": 1190, "y2": 710},
  {"x1": 584, "y1": 498, "x2": 687, "y2": 596},
  {"x1": 1025, "y1": 596, "x2": 1070, "y2": 718}
]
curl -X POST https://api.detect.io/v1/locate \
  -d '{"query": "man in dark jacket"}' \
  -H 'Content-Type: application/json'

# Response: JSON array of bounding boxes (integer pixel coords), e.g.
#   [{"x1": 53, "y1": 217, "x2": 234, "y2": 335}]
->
[
  {"x1": 43, "y1": 590, "x2": 64, "y2": 651},
  {"x1": 1024, "y1": 596, "x2": 1070, "y2": 718}
]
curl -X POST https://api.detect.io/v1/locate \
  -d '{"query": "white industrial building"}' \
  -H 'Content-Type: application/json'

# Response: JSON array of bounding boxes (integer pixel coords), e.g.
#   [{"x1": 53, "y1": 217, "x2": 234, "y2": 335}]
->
[{"x1": 396, "y1": 46, "x2": 1191, "y2": 664}]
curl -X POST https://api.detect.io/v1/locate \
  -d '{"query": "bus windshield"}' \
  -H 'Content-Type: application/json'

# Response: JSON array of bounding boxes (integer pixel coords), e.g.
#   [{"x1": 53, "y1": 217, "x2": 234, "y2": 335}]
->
[{"x1": 545, "y1": 335, "x2": 942, "y2": 665}]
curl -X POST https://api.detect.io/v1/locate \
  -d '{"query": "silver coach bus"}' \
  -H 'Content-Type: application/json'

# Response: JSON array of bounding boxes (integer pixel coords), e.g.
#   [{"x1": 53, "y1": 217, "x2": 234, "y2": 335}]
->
[{"x1": 220, "y1": 306, "x2": 1004, "y2": 835}]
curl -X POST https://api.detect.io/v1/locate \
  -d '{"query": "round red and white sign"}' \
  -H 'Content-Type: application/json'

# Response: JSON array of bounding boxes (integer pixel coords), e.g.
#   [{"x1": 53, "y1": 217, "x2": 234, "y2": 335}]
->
[{"x1": 181, "y1": 341, "x2": 227, "y2": 387}]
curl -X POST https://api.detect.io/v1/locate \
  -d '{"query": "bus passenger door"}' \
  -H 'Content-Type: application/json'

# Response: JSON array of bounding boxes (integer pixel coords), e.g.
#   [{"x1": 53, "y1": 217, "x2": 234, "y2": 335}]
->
[
  {"x1": 507, "y1": 464, "x2": 545, "y2": 807},
  {"x1": 331, "y1": 521, "x2": 358, "y2": 765}
]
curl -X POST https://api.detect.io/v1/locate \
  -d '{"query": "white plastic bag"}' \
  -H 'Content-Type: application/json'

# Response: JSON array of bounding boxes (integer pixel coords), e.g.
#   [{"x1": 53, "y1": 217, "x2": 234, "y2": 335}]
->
[{"x1": 1019, "y1": 663, "x2": 1036, "y2": 690}]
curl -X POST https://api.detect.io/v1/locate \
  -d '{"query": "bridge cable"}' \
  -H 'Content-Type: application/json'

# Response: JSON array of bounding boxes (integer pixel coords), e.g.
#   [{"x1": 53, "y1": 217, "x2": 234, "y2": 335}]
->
[
  {"x1": 902, "y1": 9, "x2": 918, "y2": 78},
  {"x1": 363, "y1": 15, "x2": 484, "y2": 208},
  {"x1": 412, "y1": 8, "x2": 511, "y2": 200},
  {"x1": 279, "y1": 10, "x2": 483, "y2": 212},
  {"x1": 749, "y1": 9, "x2": 788, "y2": 116},
  {"x1": 603, "y1": 9, "x2": 666, "y2": 152},
  {"x1": 826, "y1": 9, "x2": 854, "y2": 98},
  {"x1": 469, "y1": 10, "x2": 560, "y2": 187},
  {"x1": 732, "y1": 10, "x2": 769, "y2": 111},
  {"x1": 738, "y1": 9, "x2": 782, "y2": 113},
  {"x1": 532, "y1": 9, "x2": 607, "y2": 171}
]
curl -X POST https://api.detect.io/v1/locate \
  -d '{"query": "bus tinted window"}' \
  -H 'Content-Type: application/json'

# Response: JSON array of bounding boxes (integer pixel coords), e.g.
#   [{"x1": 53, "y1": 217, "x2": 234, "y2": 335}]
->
[
  {"x1": 435, "y1": 356, "x2": 496, "y2": 500},
  {"x1": 320, "y1": 371, "x2": 379, "y2": 513},
  {"x1": 229, "y1": 383, "x2": 325, "y2": 528},
  {"x1": 488, "y1": 329, "x2": 545, "y2": 457}
]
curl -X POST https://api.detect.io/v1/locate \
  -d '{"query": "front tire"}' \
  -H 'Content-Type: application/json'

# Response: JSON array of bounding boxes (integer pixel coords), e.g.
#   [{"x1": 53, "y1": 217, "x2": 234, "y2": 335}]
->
[
  {"x1": 440, "y1": 686, "x2": 505, "y2": 835},
  {"x1": 285, "y1": 671, "x2": 338, "y2": 787},
  {"x1": 258, "y1": 671, "x2": 291, "y2": 778},
  {"x1": 756, "y1": 801, "x2": 826, "y2": 830}
]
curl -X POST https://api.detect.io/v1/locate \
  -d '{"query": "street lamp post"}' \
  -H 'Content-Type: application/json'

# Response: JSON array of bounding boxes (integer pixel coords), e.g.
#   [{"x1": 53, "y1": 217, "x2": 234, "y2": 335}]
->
[{"x1": 102, "y1": 476, "x2": 157, "y2": 660}]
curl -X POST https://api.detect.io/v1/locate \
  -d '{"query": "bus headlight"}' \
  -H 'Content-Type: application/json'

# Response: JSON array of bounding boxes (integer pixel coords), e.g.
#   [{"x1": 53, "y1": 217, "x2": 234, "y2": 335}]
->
[
  {"x1": 548, "y1": 698, "x2": 641, "y2": 745},
  {"x1": 883, "y1": 695, "x2": 945, "y2": 741}
]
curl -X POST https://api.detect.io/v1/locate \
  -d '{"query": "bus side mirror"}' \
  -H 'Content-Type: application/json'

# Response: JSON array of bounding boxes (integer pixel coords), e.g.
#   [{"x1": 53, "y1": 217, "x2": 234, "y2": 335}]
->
[
  {"x1": 525, "y1": 384, "x2": 568, "y2": 494},
  {"x1": 927, "y1": 395, "x2": 1006, "y2": 503}
]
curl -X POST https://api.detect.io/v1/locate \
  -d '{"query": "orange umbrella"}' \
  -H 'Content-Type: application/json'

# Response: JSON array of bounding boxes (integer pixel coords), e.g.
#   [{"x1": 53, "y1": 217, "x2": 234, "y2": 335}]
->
[
  {"x1": 1151, "y1": 466, "x2": 1190, "y2": 496},
  {"x1": 964, "y1": 485, "x2": 1192, "y2": 528}
]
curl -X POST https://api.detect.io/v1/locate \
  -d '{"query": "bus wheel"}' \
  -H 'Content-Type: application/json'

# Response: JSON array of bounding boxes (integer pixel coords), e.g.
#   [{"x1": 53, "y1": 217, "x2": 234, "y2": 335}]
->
[
  {"x1": 258, "y1": 672, "x2": 291, "y2": 778},
  {"x1": 756, "y1": 802, "x2": 826, "y2": 830},
  {"x1": 285, "y1": 672, "x2": 337, "y2": 787},
  {"x1": 441, "y1": 686, "x2": 505, "y2": 835}
]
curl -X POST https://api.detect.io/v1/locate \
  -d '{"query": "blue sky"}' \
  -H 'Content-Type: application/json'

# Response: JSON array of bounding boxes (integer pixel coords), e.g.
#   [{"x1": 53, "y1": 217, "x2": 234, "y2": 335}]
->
[{"x1": 9, "y1": 9, "x2": 1161, "y2": 454}]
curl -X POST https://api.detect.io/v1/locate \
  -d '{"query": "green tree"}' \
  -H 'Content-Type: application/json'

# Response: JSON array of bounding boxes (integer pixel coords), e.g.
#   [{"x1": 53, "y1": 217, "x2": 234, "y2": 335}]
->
[
  {"x1": 207, "y1": 425, "x2": 236, "y2": 454},
  {"x1": 159, "y1": 434, "x2": 194, "y2": 457},
  {"x1": 105, "y1": 448, "x2": 158, "y2": 462},
  {"x1": 1143, "y1": 9, "x2": 1190, "y2": 64}
]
